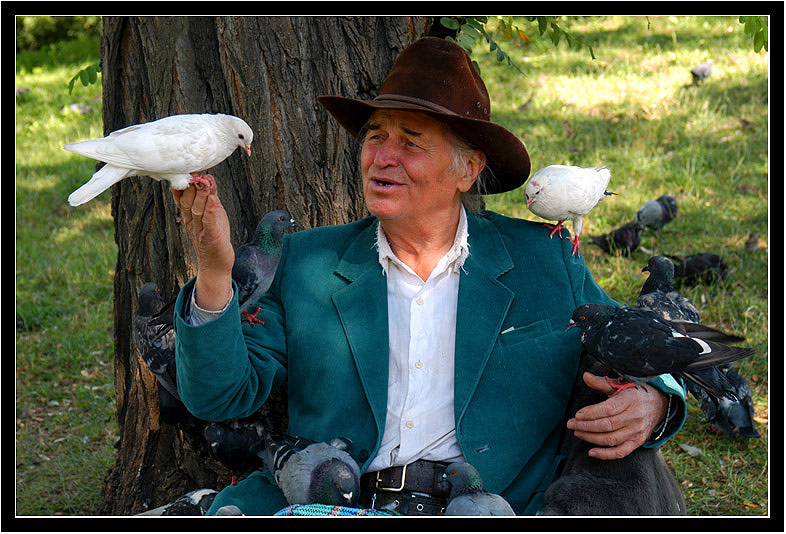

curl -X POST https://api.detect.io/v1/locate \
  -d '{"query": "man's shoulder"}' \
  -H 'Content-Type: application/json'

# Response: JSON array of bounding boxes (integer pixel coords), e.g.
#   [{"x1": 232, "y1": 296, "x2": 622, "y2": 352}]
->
[{"x1": 284, "y1": 215, "x2": 376, "y2": 256}]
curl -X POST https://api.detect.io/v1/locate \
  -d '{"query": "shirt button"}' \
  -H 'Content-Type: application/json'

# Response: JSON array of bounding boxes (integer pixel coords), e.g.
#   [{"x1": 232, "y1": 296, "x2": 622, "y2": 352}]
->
[
  {"x1": 405, "y1": 421, "x2": 414, "y2": 429},
  {"x1": 416, "y1": 297, "x2": 424, "y2": 306},
  {"x1": 415, "y1": 360, "x2": 423, "y2": 369}
]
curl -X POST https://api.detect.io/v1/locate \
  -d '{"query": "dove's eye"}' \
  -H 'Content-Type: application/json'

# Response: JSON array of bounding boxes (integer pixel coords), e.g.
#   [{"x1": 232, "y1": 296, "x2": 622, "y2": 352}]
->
[
  {"x1": 279, "y1": 215, "x2": 286, "y2": 222},
  {"x1": 580, "y1": 315, "x2": 586, "y2": 321},
  {"x1": 238, "y1": 134, "x2": 245, "y2": 140}
]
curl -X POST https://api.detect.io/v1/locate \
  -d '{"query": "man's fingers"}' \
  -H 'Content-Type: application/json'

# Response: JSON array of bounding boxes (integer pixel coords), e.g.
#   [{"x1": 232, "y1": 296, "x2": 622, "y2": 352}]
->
[{"x1": 587, "y1": 439, "x2": 639, "y2": 460}]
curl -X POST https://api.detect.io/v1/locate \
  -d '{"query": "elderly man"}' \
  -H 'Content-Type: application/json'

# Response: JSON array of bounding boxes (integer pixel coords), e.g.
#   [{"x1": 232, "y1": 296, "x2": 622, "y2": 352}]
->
[{"x1": 171, "y1": 37, "x2": 685, "y2": 516}]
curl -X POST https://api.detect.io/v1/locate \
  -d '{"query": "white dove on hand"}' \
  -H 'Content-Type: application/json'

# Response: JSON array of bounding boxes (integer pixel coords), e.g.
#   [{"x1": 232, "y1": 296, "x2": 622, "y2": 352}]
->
[
  {"x1": 64, "y1": 113, "x2": 253, "y2": 206},
  {"x1": 524, "y1": 164, "x2": 614, "y2": 256}
]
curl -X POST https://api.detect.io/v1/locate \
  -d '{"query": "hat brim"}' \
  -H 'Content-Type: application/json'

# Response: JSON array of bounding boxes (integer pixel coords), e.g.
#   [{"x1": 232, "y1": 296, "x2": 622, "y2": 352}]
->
[{"x1": 318, "y1": 95, "x2": 530, "y2": 195}]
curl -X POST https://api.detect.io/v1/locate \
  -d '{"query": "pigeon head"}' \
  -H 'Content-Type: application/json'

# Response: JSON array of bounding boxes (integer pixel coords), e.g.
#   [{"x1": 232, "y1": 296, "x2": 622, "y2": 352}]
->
[
  {"x1": 220, "y1": 115, "x2": 254, "y2": 156},
  {"x1": 523, "y1": 178, "x2": 544, "y2": 208},
  {"x1": 309, "y1": 457, "x2": 360, "y2": 506},
  {"x1": 642, "y1": 256, "x2": 676, "y2": 283},
  {"x1": 136, "y1": 282, "x2": 164, "y2": 316},
  {"x1": 566, "y1": 303, "x2": 617, "y2": 333},
  {"x1": 442, "y1": 462, "x2": 484, "y2": 497},
  {"x1": 260, "y1": 210, "x2": 300, "y2": 236}
]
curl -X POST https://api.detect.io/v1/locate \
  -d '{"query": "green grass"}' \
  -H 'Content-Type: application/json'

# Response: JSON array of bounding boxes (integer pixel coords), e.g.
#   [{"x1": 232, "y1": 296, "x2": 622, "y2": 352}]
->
[
  {"x1": 16, "y1": 34, "x2": 117, "y2": 515},
  {"x1": 479, "y1": 16, "x2": 769, "y2": 515},
  {"x1": 15, "y1": 16, "x2": 768, "y2": 516}
]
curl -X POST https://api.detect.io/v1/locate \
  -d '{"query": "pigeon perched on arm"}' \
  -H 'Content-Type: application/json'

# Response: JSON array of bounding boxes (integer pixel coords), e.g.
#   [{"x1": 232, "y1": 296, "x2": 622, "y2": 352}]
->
[
  {"x1": 666, "y1": 253, "x2": 728, "y2": 285},
  {"x1": 250, "y1": 428, "x2": 361, "y2": 507},
  {"x1": 566, "y1": 303, "x2": 755, "y2": 400},
  {"x1": 232, "y1": 210, "x2": 299, "y2": 326},
  {"x1": 65, "y1": 113, "x2": 253, "y2": 206},
  {"x1": 690, "y1": 60, "x2": 713, "y2": 85},
  {"x1": 589, "y1": 220, "x2": 644, "y2": 256},
  {"x1": 133, "y1": 282, "x2": 195, "y2": 426},
  {"x1": 635, "y1": 194, "x2": 678, "y2": 232},
  {"x1": 524, "y1": 165, "x2": 615, "y2": 256},
  {"x1": 442, "y1": 462, "x2": 515, "y2": 515}
]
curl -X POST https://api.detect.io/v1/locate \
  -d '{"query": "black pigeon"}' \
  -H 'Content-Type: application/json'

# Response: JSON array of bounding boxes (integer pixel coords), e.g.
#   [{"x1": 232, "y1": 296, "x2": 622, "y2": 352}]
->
[
  {"x1": 250, "y1": 428, "x2": 360, "y2": 507},
  {"x1": 666, "y1": 253, "x2": 728, "y2": 285},
  {"x1": 566, "y1": 303, "x2": 755, "y2": 399},
  {"x1": 686, "y1": 365, "x2": 761, "y2": 440},
  {"x1": 159, "y1": 488, "x2": 218, "y2": 516},
  {"x1": 635, "y1": 194, "x2": 678, "y2": 232},
  {"x1": 637, "y1": 256, "x2": 701, "y2": 323},
  {"x1": 636, "y1": 256, "x2": 759, "y2": 432},
  {"x1": 233, "y1": 210, "x2": 299, "y2": 326},
  {"x1": 133, "y1": 282, "x2": 195, "y2": 426},
  {"x1": 204, "y1": 416, "x2": 266, "y2": 480},
  {"x1": 588, "y1": 220, "x2": 644, "y2": 256},
  {"x1": 690, "y1": 60, "x2": 713, "y2": 85},
  {"x1": 540, "y1": 355, "x2": 686, "y2": 515}
]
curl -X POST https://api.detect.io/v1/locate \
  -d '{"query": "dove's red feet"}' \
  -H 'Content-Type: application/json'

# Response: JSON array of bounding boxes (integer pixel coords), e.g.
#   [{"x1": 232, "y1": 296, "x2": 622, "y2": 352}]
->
[
  {"x1": 189, "y1": 173, "x2": 215, "y2": 191},
  {"x1": 241, "y1": 307, "x2": 265, "y2": 327},
  {"x1": 569, "y1": 234, "x2": 581, "y2": 257},
  {"x1": 604, "y1": 376, "x2": 645, "y2": 396},
  {"x1": 543, "y1": 221, "x2": 566, "y2": 239}
]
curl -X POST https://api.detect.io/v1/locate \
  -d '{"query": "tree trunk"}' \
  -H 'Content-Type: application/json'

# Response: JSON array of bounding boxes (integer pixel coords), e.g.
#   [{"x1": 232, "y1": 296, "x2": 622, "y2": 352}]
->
[{"x1": 97, "y1": 15, "x2": 432, "y2": 515}]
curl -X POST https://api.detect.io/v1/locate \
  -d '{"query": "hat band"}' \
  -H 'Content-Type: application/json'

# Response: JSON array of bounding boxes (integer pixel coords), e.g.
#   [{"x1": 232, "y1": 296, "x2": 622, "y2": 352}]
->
[{"x1": 373, "y1": 94, "x2": 474, "y2": 120}]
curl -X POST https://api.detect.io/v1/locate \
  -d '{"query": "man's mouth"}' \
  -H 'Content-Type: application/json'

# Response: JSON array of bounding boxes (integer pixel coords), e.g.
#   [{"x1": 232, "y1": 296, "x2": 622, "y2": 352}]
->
[{"x1": 372, "y1": 178, "x2": 401, "y2": 188}]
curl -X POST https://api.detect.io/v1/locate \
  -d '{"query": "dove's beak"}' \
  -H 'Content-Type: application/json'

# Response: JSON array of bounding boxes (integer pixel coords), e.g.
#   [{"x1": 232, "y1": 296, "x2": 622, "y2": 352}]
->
[
  {"x1": 245, "y1": 145, "x2": 252, "y2": 156},
  {"x1": 565, "y1": 319, "x2": 576, "y2": 331},
  {"x1": 526, "y1": 196, "x2": 534, "y2": 209}
]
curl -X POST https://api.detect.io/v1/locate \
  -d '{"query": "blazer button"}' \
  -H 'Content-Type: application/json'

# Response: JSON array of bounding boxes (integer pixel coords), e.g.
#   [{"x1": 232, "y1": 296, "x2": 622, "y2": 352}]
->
[{"x1": 358, "y1": 449, "x2": 369, "y2": 462}]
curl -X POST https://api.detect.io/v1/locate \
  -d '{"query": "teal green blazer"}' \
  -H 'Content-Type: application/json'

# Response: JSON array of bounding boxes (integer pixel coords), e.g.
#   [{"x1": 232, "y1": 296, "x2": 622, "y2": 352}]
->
[{"x1": 174, "y1": 210, "x2": 686, "y2": 515}]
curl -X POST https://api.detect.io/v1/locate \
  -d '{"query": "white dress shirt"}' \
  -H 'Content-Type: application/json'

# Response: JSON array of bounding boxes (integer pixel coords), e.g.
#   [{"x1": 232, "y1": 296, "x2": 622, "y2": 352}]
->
[
  {"x1": 367, "y1": 205, "x2": 469, "y2": 471},
  {"x1": 187, "y1": 207, "x2": 471, "y2": 471}
]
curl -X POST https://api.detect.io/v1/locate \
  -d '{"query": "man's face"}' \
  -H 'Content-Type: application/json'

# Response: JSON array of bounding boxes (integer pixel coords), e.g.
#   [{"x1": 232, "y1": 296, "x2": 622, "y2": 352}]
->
[{"x1": 360, "y1": 110, "x2": 478, "y2": 223}]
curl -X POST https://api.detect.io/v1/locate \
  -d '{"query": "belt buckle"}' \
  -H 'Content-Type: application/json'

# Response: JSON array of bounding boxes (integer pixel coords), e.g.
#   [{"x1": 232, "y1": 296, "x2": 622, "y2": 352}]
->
[{"x1": 375, "y1": 464, "x2": 407, "y2": 492}]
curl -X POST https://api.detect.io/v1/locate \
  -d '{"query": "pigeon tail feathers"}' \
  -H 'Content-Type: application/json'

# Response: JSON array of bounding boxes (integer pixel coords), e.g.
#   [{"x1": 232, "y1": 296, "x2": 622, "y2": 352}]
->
[{"x1": 68, "y1": 163, "x2": 131, "y2": 206}]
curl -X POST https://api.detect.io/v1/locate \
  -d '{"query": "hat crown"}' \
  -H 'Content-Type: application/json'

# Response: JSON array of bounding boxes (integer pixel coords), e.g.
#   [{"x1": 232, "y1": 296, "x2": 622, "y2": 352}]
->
[{"x1": 376, "y1": 37, "x2": 491, "y2": 121}]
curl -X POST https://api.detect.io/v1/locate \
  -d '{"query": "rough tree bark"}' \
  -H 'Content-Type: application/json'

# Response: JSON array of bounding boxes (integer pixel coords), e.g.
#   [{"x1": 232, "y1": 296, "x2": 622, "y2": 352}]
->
[{"x1": 96, "y1": 16, "x2": 432, "y2": 515}]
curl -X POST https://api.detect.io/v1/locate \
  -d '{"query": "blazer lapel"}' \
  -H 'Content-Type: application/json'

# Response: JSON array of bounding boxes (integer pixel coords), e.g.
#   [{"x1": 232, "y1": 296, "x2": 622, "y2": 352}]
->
[
  {"x1": 331, "y1": 220, "x2": 390, "y2": 438},
  {"x1": 453, "y1": 212, "x2": 515, "y2": 422}
]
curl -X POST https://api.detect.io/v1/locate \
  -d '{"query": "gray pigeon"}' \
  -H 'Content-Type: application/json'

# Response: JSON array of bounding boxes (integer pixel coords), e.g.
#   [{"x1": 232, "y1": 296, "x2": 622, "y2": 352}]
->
[
  {"x1": 204, "y1": 416, "x2": 266, "y2": 481},
  {"x1": 233, "y1": 210, "x2": 299, "y2": 326},
  {"x1": 442, "y1": 462, "x2": 515, "y2": 516},
  {"x1": 690, "y1": 60, "x2": 713, "y2": 85},
  {"x1": 635, "y1": 194, "x2": 678, "y2": 232},
  {"x1": 133, "y1": 282, "x2": 196, "y2": 426},
  {"x1": 250, "y1": 428, "x2": 360, "y2": 507},
  {"x1": 686, "y1": 365, "x2": 761, "y2": 440},
  {"x1": 215, "y1": 505, "x2": 245, "y2": 516},
  {"x1": 65, "y1": 113, "x2": 253, "y2": 206}
]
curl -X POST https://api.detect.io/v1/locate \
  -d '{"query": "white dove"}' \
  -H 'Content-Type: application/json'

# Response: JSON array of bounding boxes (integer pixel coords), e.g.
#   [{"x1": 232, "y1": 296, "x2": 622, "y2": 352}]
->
[
  {"x1": 65, "y1": 113, "x2": 253, "y2": 206},
  {"x1": 524, "y1": 164, "x2": 613, "y2": 256}
]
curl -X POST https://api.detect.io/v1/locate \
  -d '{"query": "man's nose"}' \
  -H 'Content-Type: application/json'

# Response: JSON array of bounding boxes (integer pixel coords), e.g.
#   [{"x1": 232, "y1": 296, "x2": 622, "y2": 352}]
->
[{"x1": 372, "y1": 138, "x2": 401, "y2": 167}]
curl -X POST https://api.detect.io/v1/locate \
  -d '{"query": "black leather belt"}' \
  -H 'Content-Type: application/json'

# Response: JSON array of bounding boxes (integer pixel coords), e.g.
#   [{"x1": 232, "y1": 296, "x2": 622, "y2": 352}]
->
[{"x1": 359, "y1": 460, "x2": 451, "y2": 516}]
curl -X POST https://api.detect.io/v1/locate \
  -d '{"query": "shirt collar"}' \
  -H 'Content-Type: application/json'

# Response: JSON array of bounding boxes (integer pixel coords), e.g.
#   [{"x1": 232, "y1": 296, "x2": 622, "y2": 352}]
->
[{"x1": 375, "y1": 204, "x2": 470, "y2": 277}]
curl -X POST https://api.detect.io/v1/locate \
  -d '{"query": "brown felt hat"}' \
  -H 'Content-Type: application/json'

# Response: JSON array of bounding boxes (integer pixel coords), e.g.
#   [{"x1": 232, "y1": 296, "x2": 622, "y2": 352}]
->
[{"x1": 317, "y1": 37, "x2": 531, "y2": 194}]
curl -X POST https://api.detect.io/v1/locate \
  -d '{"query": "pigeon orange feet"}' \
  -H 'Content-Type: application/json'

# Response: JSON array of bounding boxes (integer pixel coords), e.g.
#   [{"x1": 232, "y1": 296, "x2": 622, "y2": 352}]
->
[
  {"x1": 189, "y1": 172, "x2": 215, "y2": 191},
  {"x1": 569, "y1": 234, "x2": 581, "y2": 257},
  {"x1": 604, "y1": 376, "x2": 642, "y2": 396},
  {"x1": 241, "y1": 307, "x2": 265, "y2": 327},
  {"x1": 543, "y1": 221, "x2": 566, "y2": 239}
]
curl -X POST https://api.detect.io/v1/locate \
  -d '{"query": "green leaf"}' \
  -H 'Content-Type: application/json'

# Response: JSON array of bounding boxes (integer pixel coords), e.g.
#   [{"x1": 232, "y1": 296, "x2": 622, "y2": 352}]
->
[
  {"x1": 461, "y1": 23, "x2": 482, "y2": 39},
  {"x1": 497, "y1": 48, "x2": 505, "y2": 62},
  {"x1": 754, "y1": 30, "x2": 765, "y2": 52},
  {"x1": 440, "y1": 17, "x2": 459, "y2": 30},
  {"x1": 79, "y1": 69, "x2": 90, "y2": 86},
  {"x1": 538, "y1": 16, "x2": 548, "y2": 35},
  {"x1": 471, "y1": 59, "x2": 482, "y2": 76},
  {"x1": 87, "y1": 66, "x2": 97, "y2": 85}
]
